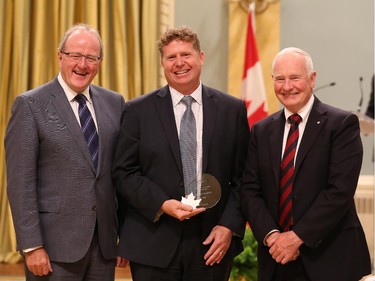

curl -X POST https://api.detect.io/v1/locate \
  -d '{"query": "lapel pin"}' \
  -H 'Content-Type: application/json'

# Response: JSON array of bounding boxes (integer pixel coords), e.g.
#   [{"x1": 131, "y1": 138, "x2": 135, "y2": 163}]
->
[{"x1": 317, "y1": 121, "x2": 321, "y2": 124}]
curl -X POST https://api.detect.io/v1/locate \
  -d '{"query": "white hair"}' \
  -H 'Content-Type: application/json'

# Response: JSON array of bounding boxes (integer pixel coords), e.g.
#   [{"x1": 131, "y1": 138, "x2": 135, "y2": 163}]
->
[{"x1": 272, "y1": 47, "x2": 314, "y2": 75}]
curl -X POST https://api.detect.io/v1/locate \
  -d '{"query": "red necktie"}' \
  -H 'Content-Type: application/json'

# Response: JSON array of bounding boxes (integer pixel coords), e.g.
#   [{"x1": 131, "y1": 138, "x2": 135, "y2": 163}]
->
[{"x1": 278, "y1": 114, "x2": 302, "y2": 231}]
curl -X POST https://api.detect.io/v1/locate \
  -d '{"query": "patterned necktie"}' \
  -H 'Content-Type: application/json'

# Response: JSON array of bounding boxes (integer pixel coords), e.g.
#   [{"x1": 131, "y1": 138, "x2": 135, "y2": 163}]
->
[
  {"x1": 278, "y1": 114, "x2": 302, "y2": 231},
  {"x1": 75, "y1": 94, "x2": 99, "y2": 170},
  {"x1": 179, "y1": 96, "x2": 197, "y2": 196}
]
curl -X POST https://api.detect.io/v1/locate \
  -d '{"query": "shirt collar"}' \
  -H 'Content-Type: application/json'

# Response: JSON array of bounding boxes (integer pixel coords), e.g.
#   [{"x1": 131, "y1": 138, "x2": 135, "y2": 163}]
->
[
  {"x1": 283, "y1": 94, "x2": 314, "y2": 125},
  {"x1": 57, "y1": 73, "x2": 92, "y2": 104},
  {"x1": 170, "y1": 83, "x2": 203, "y2": 108}
]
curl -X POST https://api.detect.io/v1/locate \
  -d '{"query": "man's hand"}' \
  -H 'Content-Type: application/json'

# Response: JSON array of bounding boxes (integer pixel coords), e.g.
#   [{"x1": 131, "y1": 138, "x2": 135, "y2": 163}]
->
[
  {"x1": 24, "y1": 247, "x2": 52, "y2": 276},
  {"x1": 203, "y1": 225, "x2": 232, "y2": 266},
  {"x1": 160, "y1": 199, "x2": 205, "y2": 221},
  {"x1": 265, "y1": 231, "x2": 280, "y2": 247},
  {"x1": 268, "y1": 231, "x2": 303, "y2": 264},
  {"x1": 116, "y1": 256, "x2": 129, "y2": 267}
]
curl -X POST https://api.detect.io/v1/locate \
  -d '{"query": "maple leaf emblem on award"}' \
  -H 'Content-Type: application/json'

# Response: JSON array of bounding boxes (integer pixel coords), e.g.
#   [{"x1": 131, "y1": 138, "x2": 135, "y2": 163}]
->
[{"x1": 181, "y1": 192, "x2": 202, "y2": 209}]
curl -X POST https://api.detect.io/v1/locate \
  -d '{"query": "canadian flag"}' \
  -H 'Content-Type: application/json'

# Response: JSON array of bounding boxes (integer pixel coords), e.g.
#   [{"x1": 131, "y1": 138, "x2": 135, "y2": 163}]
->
[{"x1": 241, "y1": 3, "x2": 268, "y2": 128}]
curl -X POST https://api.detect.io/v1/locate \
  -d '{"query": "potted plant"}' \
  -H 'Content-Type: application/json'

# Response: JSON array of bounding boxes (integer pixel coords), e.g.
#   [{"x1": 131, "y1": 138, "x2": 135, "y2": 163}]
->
[{"x1": 230, "y1": 226, "x2": 258, "y2": 281}]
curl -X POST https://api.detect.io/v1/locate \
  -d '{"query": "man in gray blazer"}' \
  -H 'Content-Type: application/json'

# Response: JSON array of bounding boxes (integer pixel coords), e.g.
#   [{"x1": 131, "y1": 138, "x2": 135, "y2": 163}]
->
[{"x1": 5, "y1": 24, "x2": 126, "y2": 281}]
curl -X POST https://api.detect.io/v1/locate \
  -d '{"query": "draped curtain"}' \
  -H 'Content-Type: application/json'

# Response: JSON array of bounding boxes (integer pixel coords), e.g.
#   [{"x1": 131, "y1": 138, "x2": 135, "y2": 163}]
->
[
  {"x1": 0, "y1": 0, "x2": 166, "y2": 263},
  {"x1": 0, "y1": 0, "x2": 279, "y2": 264}
]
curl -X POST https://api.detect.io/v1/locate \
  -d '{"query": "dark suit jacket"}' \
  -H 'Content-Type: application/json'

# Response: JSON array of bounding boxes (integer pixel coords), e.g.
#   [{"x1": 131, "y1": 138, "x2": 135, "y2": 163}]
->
[
  {"x1": 5, "y1": 77, "x2": 125, "y2": 262},
  {"x1": 113, "y1": 85, "x2": 250, "y2": 267},
  {"x1": 241, "y1": 97, "x2": 371, "y2": 281},
  {"x1": 365, "y1": 74, "x2": 374, "y2": 118}
]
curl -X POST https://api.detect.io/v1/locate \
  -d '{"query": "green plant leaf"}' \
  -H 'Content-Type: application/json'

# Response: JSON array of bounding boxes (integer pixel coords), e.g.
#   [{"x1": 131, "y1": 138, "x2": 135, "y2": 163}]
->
[{"x1": 230, "y1": 227, "x2": 258, "y2": 281}]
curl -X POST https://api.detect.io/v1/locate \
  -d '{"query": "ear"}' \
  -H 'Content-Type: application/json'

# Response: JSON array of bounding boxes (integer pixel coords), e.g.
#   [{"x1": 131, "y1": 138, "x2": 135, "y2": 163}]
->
[
  {"x1": 310, "y1": 71, "x2": 317, "y2": 89},
  {"x1": 57, "y1": 52, "x2": 63, "y2": 67},
  {"x1": 200, "y1": 51, "x2": 205, "y2": 66}
]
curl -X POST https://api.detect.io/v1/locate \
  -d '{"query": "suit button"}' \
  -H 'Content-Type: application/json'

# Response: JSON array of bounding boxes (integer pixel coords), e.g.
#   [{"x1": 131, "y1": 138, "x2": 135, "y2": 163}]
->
[
  {"x1": 92, "y1": 205, "x2": 97, "y2": 211},
  {"x1": 179, "y1": 181, "x2": 184, "y2": 187}
]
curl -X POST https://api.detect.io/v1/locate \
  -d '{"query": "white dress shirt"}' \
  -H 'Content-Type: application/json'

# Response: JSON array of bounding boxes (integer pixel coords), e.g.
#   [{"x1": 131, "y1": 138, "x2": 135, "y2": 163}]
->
[
  {"x1": 281, "y1": 95, "x2": 315, "y2": 163},
  {"x1": 57, "y1": 73, "x2": 98, "y2": 129},
  {"x1": 264, "y1": 94, "x2": 315, "y2": 245},
  {"x1": 170, "y1": 84, "x2": 203, "y2": 198}
]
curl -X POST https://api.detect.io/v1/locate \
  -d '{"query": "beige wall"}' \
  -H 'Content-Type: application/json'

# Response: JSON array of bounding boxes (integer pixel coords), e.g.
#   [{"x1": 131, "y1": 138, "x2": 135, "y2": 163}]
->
[
  {"x1": 175, "y1": 1, "x2": 280, "y2": 114},
  {"x1": 175, "y1": 0, "x2": 373, "y2": 175},
  {"x1": 280, "y1": 0, "x2": 374, "y2": 175}
]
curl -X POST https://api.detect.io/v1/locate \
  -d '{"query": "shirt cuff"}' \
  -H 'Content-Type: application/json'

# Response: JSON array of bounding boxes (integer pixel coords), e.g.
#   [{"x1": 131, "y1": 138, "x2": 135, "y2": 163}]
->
[
  {"x1": 263, "y1": 229, "x2": 280, "y2": 246},
  {"x1": 23, "y1": 245, "x2": 43, "y2": 254}
]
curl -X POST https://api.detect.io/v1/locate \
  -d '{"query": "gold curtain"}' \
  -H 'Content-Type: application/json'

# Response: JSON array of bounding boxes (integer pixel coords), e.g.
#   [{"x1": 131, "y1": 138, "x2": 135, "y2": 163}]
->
[
  {"x1": 0, "y1": 0, "x2": 161, "y2": 263},
  {"x1": 228, "y1": 0, "x2": 280, "y2": 114}
]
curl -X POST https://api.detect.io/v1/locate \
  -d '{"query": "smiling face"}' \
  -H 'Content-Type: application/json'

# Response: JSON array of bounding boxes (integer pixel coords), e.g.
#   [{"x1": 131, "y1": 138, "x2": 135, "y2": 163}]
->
[
  {"x1": 272, "y1": 50, "x2": 316, "y2": 113},
  {"x1": 161, "y1": 40, "x2": 204, "y2": 95},
  {"x1": 58, "y1": 30, "x2": 102, "y2": 93}
]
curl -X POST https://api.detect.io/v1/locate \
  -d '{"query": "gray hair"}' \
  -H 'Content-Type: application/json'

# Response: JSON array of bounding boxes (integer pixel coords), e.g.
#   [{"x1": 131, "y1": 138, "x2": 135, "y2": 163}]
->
[{"x1": 57, "y1": 23, "x2": 103, "y2": 58}]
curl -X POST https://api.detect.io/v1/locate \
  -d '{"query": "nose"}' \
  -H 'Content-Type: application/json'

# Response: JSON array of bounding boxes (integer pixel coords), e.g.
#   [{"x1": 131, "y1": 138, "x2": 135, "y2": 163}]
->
[
  {"x1": 77, "y1": 56, "x2": 89, "y2": 67},
  {"x1": 282, "y1": 79, "x2": 294, "y2": 91},
  {"x1": 175, "y1": 56, "x2": 184, "y2": 67}
]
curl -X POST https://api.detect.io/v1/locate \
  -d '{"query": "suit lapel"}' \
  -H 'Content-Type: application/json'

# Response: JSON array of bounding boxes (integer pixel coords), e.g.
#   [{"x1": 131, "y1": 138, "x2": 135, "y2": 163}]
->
[
  {"x1": 90, "y1": 86, "x2": 105, "y2": 175},
  {"x1": 268, "y1": 111, "x2": 285, "y2": 188},
  {"x1": 48, "y1": 78, "x2": 96, "y2": 173},
  {"x1": 202, "y1": 86, "x2": 216, "y2": 172},
  {"x1": 155, "y1": 86, "x2": 183, "y2": 175},
  {"x1": 295, "y1": 98, "x2": 327, "y2": 172}
]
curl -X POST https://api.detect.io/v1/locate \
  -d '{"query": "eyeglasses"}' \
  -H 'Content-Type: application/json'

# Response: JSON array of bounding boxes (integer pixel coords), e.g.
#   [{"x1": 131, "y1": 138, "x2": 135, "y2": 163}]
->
[{"x1": 61, "y1": 51, "x2": 101, "y2": 65}]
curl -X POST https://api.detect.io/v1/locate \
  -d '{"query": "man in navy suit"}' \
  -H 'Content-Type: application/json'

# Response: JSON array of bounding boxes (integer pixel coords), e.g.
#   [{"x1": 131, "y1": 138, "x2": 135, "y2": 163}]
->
[
  {"x1": 5, "y1": 24, "x2": 127, "y2": 281},
  {"x1": 240, "y1": 47, "x2": 371, "y2": 281},
  {"x1": 112, "y1": 26, "x2": 250, "y2": 281}
]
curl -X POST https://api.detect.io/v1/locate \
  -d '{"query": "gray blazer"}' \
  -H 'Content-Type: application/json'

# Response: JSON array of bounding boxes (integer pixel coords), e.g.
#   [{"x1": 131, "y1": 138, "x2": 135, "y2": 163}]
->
[{"x1": 5, "y1": 77, "x2": 125, "y2": 262}]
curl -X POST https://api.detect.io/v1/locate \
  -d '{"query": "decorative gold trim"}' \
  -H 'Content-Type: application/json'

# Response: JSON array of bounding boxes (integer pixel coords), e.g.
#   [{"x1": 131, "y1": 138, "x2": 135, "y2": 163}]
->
[{"x1": 228, "y1": 0, "x2": 279, "y2": 14}]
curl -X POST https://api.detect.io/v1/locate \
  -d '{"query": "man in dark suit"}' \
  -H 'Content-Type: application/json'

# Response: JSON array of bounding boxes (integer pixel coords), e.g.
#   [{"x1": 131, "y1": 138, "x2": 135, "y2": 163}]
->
[
  {"x1": 112, "y1": 26, "x2": 250, "y2": 281},
  {"x1": 240, "y1": 47, "x2": 371, "y2": 281},
  {"x1": 5, "y1": 24, "x2": 127, "y2": 281},
  {"x1": 365, "y1": 74, "x2": 374, "y2": 119}
]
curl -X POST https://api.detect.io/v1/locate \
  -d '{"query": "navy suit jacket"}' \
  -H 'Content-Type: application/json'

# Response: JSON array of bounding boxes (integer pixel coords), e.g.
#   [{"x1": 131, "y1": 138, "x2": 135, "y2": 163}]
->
[
  {"x1": 241, "y1": 97, "x2": 371, "y2": 281},
  {"x1": 113, "y1": 85, "x2": 250, "y2": 267}
]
